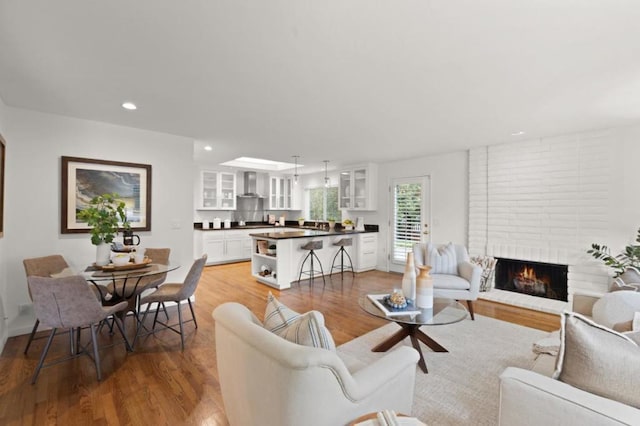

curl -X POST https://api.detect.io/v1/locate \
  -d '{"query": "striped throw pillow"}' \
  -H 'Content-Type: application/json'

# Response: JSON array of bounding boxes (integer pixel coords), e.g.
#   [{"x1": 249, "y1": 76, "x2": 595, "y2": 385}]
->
[
  {"x1": 427, "y1": 243, "x2": 458, "y2": 274},
  {"x1": 264, "y1": 292, "x2": 336, "y2": 351}
]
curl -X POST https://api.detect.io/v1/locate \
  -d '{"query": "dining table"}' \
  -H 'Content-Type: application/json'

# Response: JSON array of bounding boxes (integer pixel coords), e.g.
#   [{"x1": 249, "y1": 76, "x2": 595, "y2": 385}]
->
[{"x1": 80, "y1": 262, "x2": 180, "y2": 306}]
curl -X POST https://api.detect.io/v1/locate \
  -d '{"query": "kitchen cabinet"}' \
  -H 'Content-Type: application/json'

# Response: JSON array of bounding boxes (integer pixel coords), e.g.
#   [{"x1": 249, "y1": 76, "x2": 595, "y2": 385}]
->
[
  {"x1": 355, "y1": 232, "x2": 378, "y2": 272},
  {"x1": 339, "y1": 164, "x2": 378, "y2": 211},
  {"x1": 269, "y1": 175, "x2": 300, "y2": 210},
  {"x1": 199, "y1": 171, "x2": 236, "y2": 210},
  {"x1": 196, "y1": 229, "x2": 253, "y2": 264}
]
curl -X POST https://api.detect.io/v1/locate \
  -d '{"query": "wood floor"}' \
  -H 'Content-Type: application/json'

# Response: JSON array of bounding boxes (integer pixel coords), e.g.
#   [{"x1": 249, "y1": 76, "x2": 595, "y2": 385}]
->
[{"x1": 0, "y1": 262, "x2": 559, "y2": 425}]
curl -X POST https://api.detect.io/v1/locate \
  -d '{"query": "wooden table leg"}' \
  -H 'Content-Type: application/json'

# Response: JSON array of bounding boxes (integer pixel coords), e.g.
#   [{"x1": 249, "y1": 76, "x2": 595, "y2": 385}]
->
[
  {"x1": 371, "y1": 326, "x2": 410, "y2": 352},
  {"x1": 414, "y1": 329, "x2": 448, "y2": 353},
  {"x1": 371, "y1": 323, "x2": 448, "y2": 373}
]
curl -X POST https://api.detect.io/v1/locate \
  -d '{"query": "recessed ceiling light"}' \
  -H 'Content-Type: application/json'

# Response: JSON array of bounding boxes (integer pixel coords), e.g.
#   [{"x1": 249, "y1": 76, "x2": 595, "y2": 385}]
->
[
  {"x1": 204, "y1": 145, "x2": 213, "y2": 151},
  {"x1": 511, "y1": 131, "x2": 525, "y2": 136},
  {"x1": 121, "y1": 102, "x2": 137, "y2": 110}
]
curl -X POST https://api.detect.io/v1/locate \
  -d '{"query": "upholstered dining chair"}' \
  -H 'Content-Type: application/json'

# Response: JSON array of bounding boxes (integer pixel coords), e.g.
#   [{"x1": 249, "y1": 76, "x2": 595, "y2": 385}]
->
[
  {"x1": 27, "y1": 274, "x2": 132, "y2": 383},
  {"x1": 23, "y1": 255, "x2": 72, "y2": 354},
  {"x1": 412, "y1": 243, "x2": 482, "y2": 320},
  {"x1": 105, "y1": 247, "x2": 171, "y2": 328},
  {"x1": 138, "y1": 254, "x2": 207, "y2": 350}
]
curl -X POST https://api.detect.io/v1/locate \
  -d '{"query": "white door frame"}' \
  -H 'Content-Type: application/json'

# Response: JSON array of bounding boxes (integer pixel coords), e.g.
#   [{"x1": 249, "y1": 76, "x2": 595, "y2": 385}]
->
[{"x1": 387, "y1": 175, "x2": 431, "y2": 273}]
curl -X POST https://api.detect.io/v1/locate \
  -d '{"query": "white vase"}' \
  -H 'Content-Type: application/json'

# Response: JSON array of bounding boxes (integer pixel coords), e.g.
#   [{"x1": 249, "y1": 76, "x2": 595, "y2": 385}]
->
[
  {"x1": 416, "y1": 265, "x2": 434, "y2": 309},
  {"x1": 402, "y1": 252, "x2": 416, "y2": 301},
  {"x1": 95, "y1": 242, "x2": 111, "y2": 266}
]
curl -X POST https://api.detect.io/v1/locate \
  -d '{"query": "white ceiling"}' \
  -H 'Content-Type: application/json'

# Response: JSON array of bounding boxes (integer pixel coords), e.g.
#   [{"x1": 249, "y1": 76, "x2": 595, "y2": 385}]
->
[{"x1": 1, "y1": 1, "x2": 640, "y2": 174}]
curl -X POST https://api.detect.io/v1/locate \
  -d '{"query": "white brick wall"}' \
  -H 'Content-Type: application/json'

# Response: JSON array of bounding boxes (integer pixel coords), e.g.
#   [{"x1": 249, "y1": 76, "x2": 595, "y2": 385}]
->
[{"x1": 469, "y1": 131, "x2": 615, "y2": 312}]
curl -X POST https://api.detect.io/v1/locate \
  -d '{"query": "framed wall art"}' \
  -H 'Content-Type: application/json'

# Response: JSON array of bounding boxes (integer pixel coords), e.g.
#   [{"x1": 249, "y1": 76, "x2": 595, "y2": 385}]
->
[
  {"x1": 0, "y1": 134, "x2": 5, "y2": 238},
  {"x1": 61, "y1": 156, "x2": 151, "y2": 234}
]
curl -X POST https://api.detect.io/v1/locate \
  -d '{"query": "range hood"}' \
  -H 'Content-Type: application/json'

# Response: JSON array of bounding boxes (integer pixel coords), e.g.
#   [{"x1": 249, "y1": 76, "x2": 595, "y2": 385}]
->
[{"x1": 239, "y1": 171, "x2": 262, "y2": 197}]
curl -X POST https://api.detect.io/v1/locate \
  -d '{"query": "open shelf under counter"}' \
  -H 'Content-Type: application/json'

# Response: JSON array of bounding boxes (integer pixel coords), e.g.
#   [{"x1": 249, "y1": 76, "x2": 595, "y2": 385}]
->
[{"x1": 252, "y1": 273, "x2": 279, "y2": 289}]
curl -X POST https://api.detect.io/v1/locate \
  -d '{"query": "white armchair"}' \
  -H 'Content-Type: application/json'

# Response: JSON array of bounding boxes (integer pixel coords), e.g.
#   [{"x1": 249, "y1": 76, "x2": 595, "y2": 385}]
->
[
  {"x1": 412, "y1": 243, "x2": 482, "y2": 319},
  {"x1": 213, "y1": 302, "x2": 419, "y2": 426}
]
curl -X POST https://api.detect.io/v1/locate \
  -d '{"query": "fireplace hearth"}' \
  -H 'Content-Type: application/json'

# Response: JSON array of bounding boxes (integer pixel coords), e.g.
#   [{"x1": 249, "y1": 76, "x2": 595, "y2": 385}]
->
[{"x1": 494, "y1": 258, "x2": 568, "y2": 302}]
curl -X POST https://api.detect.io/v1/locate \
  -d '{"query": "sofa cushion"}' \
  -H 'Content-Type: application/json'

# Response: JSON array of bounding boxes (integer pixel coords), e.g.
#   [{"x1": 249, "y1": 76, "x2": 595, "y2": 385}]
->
[
  {"x1": 592, "y1": 290, "x2": 640, "y2": 332},
  {"x1": 264, "y1": 292, "x2": 300, "y2": 332},
  {"x1": 553, "y1": 311, "x2": 640, "y2": 409},
  {"x1": 426, "y1": 243, "x2": 457, "y2": 275},
  {"x1": 431, "y1": 274, "x2": 470, "y2": 290},
  {"x1": 264, "y1": 292, "x2": 336, "y2": 351}
]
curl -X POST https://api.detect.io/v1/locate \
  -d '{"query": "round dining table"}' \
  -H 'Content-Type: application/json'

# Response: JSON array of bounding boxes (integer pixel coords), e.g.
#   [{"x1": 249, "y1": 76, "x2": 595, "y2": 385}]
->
[{"x1": 80, "y1": 262, "x2": 180, "y2": 305}]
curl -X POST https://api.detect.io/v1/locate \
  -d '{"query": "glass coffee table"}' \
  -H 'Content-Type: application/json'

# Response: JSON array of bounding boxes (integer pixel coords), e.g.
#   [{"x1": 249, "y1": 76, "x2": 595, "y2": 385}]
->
[{"x1": 359, "y1": 295, "x2": 469, "y2": 373}]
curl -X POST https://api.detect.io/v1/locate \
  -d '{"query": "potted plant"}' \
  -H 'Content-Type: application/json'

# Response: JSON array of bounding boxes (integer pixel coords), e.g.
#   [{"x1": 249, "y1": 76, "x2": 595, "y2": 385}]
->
[
  {"x1": 77, "y1": 193, "x2": 128, "y2": 265},
  {"x1": 298, "y1": 217, "x2": 305, "y2": 226},
  {"x1": 343, "y1": 218, "x2": 354, "y2": 231},
  {"x1": 327, "y1": 217, "x2": 336, "y2": 230},
  {"x1": 588, "y1": 227, "x2": 640, "y2": 277}
]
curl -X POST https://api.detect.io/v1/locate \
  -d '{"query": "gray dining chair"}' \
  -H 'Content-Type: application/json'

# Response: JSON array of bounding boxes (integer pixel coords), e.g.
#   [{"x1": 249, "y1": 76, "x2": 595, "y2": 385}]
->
[
  {"x1": 138, "y1": 254, "x2": 207, "y2": 350},
  {"x1": 23, "y1": 255, "x2": 71, "y2": 354},
  {"x1": 28, "y1": 274, "x2": 132, "y2": 383},
  {"x1": 105, "y1": 248, "x2": 172, "y2": 328}
]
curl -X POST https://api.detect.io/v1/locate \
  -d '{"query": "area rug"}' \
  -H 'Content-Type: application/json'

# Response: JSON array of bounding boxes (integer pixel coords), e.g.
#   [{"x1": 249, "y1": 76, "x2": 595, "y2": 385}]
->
[{"x1": 337, "y1": 315, "x2": 549, "y2": 426}]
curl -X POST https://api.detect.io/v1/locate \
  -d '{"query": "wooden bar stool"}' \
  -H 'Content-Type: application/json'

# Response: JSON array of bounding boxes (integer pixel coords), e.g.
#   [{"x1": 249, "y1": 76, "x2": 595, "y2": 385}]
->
[
  {"x1": 297, "y1": 240, "x2": 325, "y2": 286},
  {"x1": 330, "y1": 238, "x2": 355, "y2": 278}
]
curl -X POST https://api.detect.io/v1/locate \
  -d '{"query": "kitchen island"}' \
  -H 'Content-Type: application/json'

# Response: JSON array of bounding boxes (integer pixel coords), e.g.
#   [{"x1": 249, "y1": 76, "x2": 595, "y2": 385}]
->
[{"x1": 250, "y1": 228, "x2": 378, "y2": 289}]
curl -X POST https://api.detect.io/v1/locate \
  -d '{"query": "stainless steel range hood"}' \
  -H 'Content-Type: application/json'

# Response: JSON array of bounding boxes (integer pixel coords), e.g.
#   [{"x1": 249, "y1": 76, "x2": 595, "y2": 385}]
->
[{"x1": 239, "y1": 171, "x2": 262, "y2": 198}]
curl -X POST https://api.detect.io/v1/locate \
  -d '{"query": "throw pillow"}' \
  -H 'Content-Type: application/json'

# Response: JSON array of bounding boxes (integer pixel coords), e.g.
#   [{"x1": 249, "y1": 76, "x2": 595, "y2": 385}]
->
[
  {"x1": 263, "y1": 292, "x2": 336, "y2": 351},
  {"x1": 426, "y1": 243, "x2": 457, "y2": 275},
  {"x1": 264, "y1": 291, "x2": 301, "y2": 333},
  {"x1": 553, "y1": 311, "x2": 640, "y2": 409},
  {"x1": 592, "y1": 291, "x2": 640, "y2": 332}
]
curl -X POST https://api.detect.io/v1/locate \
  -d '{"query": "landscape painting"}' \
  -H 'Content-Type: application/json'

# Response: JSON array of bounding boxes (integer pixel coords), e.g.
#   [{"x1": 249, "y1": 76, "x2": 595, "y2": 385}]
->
[{"x1": 61, "y1": 156, "x2": 151, "y2": 233}]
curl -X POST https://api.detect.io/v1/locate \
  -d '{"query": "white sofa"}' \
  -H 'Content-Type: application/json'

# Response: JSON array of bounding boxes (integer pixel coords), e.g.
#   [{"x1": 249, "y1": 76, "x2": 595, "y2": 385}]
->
[
  {"x1": 499, "y1": 293, "x2": 640, "y2": 425},
  {"x1": 213, "y1": 302, "x2": 420, "y2": 426}
]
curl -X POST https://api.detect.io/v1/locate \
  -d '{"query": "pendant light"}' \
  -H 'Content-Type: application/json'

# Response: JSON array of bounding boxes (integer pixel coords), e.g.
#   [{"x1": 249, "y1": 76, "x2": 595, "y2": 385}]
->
[
  {"x1": 293, "y1": 155, "x2": 299, "y2": 184},
  {"x1": 323, "y1": 160, "x2": 330, "y2": 187}
]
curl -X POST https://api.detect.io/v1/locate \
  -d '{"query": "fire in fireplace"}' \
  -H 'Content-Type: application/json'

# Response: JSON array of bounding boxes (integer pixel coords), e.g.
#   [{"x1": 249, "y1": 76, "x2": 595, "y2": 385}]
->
[{"x1": 494, "y1": 258, "x2": 568, "y2": 302}]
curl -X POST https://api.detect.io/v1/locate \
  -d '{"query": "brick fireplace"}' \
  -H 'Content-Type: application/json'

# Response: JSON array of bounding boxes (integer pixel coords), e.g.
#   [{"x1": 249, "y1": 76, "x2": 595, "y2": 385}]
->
[{"x1": 468, "y1": 135, "x2": 613, "y2": 314}]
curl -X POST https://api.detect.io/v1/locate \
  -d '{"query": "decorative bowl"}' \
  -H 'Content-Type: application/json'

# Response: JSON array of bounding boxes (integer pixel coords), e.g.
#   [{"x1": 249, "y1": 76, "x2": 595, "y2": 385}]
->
[{"x1": 111, "y1": 254, "x2": 131, "y2": 266}]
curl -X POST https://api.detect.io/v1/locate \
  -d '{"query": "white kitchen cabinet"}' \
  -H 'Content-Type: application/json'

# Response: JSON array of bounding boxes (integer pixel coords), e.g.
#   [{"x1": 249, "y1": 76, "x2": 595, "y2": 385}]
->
[
  {"x1": 199, "y1": 170, "x2": 236, "y2": 210},
  {"x1": 339, "y1": 164, "x2": 378, "y2": 211},
  {"x1": 197, "y1": 229, "x2": 253, "y2": 264},
  {"x1": 269, "y1": 175, "x2": 299, "y2": 210},
  {"x1": 356, "y1": 232, "x2": 378, "y2": 272}
]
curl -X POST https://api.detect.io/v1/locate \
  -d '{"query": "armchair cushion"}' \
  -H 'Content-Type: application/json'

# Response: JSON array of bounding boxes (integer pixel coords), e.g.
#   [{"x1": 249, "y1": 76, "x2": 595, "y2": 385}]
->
[
  {"x1": 430, "y1": 274, "x2": 470, "y2": 290},
  {"x1": 424, "y1": 242, "x2": 457, "y2": 274},
  {"x1": 553, "y1": 311, "x2": 640, "y2": 409},
  {"x1": 264, "y1": 292, "x2": 336, "y2": 351}
]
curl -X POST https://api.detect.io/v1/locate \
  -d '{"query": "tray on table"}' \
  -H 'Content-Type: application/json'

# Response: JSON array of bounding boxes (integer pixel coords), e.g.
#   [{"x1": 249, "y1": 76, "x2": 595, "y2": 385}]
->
[{"x1": 92, "y1": 257, "x2": 152, "y2": 272}]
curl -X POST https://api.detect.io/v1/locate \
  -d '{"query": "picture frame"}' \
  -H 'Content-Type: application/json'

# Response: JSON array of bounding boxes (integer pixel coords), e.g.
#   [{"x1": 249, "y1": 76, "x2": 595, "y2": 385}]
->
[
  {"x1": 0, "y1": 134, "x2": 5, "y2": 238},
  {"x1": 61, "y1": 156, "x2": 151, "y2": 234}
]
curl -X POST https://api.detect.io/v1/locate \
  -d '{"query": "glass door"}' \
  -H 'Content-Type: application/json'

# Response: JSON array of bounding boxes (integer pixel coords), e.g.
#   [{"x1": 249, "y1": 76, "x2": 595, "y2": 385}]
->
[
  {"x1": 339, "y1": 171, "x2": 352, "y2": 209},
  {"x1": 389, "y1": 176, "x2": 430, "y2": 273}
]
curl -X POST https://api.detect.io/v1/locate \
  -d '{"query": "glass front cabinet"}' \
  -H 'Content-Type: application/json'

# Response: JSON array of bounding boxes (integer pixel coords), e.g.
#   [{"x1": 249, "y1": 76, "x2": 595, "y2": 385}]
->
[
  {"x1": 269, "y1": 175, "x2": 298, "y2": 210},
  {"x1": 200, "y1": 171, "x2": 237, "y2": 210},
  {"x1": 339, "y1": 164, "x2": 377, "y2": 211}
]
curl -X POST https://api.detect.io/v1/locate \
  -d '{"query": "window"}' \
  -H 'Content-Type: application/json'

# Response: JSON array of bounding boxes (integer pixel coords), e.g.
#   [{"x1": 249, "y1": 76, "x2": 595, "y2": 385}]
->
[{"x1": 308, "y1": 187, "x2": 341, "y2": 221}]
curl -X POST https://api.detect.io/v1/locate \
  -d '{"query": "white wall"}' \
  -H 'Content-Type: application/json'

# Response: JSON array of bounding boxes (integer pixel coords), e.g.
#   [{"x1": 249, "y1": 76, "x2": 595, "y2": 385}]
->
[
  {"x1": 0, "y1": 97, "x2": 8, "y2": 350},
  {"x1": 374, "y1": 151, "x2": 469, "y2": 270},
  {"x1": 469, "y1": 125, "x2": 640, "y2": 302},
  {"x1": 3, "y1": 107, "x2": 195, "y2": 336}
]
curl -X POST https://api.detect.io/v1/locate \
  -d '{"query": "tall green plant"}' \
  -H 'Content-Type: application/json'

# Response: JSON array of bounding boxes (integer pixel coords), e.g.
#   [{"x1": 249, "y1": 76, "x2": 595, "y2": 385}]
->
[
  {"x1": 587, "y1": 227, "x2": 640, "y2": 276},
  {"x1": 77, "y1": 193, "x2": 128, "y2": 245}
]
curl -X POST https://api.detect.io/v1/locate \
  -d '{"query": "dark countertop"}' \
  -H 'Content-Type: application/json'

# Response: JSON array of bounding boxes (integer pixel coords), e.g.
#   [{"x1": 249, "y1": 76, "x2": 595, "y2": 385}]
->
[
  {"x1": 249, "y1": 228, "x2": 376, "y2": 239},
  {"x1": 194, "y1": 221, "x2": 378, "y2": 234}
]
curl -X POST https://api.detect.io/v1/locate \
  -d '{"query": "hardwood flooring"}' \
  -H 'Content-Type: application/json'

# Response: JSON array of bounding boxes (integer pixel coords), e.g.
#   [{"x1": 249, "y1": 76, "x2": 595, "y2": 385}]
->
[{"x1": 0, "y1": 262, "x2": 559, "y2": 425}]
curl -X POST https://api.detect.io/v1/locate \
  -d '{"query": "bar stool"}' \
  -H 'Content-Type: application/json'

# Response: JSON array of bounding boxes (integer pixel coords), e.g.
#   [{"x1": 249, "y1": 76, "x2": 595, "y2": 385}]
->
[
  {"x1": 330, "y1": 238, "x2": 355, "y2": 278},
  {"x1": 297, "y1": 240, "x2": 325, "y2": 286}
]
